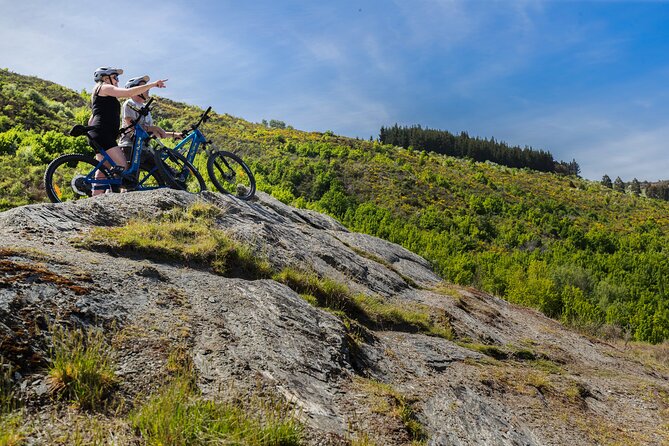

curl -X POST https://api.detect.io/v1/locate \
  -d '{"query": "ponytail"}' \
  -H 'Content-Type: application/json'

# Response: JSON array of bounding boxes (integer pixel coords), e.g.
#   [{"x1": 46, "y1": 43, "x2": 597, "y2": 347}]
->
[{"x1": 90, "y1": 81, "x2": 104, "y2": 105}]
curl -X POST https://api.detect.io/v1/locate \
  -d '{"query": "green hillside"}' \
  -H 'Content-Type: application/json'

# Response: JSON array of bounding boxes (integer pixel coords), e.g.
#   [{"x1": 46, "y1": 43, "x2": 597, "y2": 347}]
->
[{"x1": 2, "y1": 68, "x2": 669, "y2": 343}]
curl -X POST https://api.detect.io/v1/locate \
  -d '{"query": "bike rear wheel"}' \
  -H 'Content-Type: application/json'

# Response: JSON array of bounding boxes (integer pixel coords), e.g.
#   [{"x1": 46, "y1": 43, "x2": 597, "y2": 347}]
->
[
  {"x1": 153, "y1": 146, "x2": 207, "y2": 194},
  {"x1": 44, "y1": 153, "x2": 108, "y2": 203},
  {"x1": 206, "y1": 150, "x2": 256, "y2": 200}
]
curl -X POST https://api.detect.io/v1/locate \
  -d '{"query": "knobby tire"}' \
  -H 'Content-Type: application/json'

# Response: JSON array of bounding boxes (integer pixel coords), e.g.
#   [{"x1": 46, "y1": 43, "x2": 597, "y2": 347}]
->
[
  {"x1": 152, "y1": 146, "x2": 207, "y2": 193},
  {"x1": 206, "y1": 150, "x2": 256, "y2": 200}
]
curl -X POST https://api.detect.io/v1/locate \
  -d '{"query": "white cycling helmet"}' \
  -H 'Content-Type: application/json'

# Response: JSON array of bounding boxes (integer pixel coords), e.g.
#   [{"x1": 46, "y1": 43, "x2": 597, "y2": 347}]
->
[
  {"x1": 93, "y1": 67, "x2": 123, "y2": 82},
  {"x1": 125, "y1": 75, "x2": 150, "y2": 88}
]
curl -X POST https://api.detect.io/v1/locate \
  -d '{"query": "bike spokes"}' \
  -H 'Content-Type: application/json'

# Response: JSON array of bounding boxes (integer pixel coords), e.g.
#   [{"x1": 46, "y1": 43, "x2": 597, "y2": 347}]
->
[
  {"x1": 207, "y1": 151, "x2": 256, "y2": 200},
  {"x1": 44, "y1": 154, "x2": 101, "y2": 203}
]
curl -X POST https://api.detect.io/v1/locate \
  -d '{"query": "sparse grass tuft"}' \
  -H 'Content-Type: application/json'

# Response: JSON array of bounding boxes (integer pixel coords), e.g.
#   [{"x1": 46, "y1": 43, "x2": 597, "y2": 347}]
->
[
  {"x1": 183, "y1": 201, "x2": 224, "y2": 220},
  {"x1": 459, "y1": 342, "x2": 509, "y2": 360},
  {"x1": 348, "y1": 432, "x2": 379, "y2": 446},
  {"x1": 354, "y1": 378, "x2": 426, "y2": 443},
  {"x1": 131, "y1": 376, "x2": 302, "y2": 446},
  {"x1": 352, "y1": 294, "x2": 453, "y2": 339},
  {"x1": 1, "y1": 358, "x2": 17, "y2": 414},
  {"x1": 47, "y1": 326, "x2": 116, "y2": 410},
  {"x1": 273, "y1": 268, "x2": 452, "y2": 339},
  {"x1": 512, "y1": 348, "x2": 537, "y2": 361},
  {"x1": 529, "y1": 358, "x2": 564, "y2": 375},
  {"x1": 166, "y1": 344, "x2": 194, "y2": 377},
  {"x1": 0, "y1": 412, "x2": 26, "y2": 446},
  {"x1": 525, "y1": 371, "x2": 552, "y2": 394},
  {"x1": 273, "y1": 268, "x2": 364, "y2": 315},
  {"x1": 79, "y1": 204, "x2": 272, "y2": 279},
  {"x1": 0, "y1": 359, "x2": 27, "y2": 446},
  {"x1": 564, "y1": 380, "x2": 592, "y2": 404},
  {"x1": 431, "y1": 282, "x2": 462, "y2": 299}
]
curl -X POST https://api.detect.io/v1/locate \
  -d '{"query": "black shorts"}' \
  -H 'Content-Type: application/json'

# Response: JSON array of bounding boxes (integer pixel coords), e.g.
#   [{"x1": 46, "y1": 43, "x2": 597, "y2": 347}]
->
[{"x1": 88, "y1": 130, "x2": 118, "y2": 152}]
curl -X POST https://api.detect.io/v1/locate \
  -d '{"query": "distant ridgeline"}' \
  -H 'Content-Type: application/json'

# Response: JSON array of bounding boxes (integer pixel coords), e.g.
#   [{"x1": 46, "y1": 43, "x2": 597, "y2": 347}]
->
[{"x1": 380, "y1": 124, "x2": 580, "y2": 176}]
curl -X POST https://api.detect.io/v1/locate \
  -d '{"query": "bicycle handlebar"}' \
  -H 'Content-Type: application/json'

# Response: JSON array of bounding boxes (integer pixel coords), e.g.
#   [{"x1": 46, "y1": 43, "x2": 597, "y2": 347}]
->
[
  {"x1": 119, "y1": 98, "x2": 155, "y2": 135},
  {"x1": 191, "y1": 106, "x2": 213, "y2": 132}
]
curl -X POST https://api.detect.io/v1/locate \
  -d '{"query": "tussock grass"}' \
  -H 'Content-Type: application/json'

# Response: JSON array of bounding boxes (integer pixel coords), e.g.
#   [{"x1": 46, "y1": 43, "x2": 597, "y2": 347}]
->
[
  {"x1": 348, "y1": 433, "x2": 379, "y2": 446},
  {"x1": 273, "y1": 268, "x2": 452, "y2": 339},
  {"x1": 1, "y1": 358, "x2": 17, "y2": 414},
  {"x1": 431, "y1": 282, "x2": 462, "y2": 299},
  {"x1": 132, "y1": 338, "x2": 302, "y2": 445},
  {"x1": 354, "y1": 293, "x2": 452, "y2": 339},
  {"x1": 80, "y1": 203, "x2": 272, "y2": 279},
  {"x1": 47, "y1": 326, "x2": 116, "y2": 410},
  {"x1": 481, "y1": 366, "x2": 554, "y2": 397},
  {"x1": 0, "y1": 412, "x2": 26, "y2": 446},
  {"x1": 354, "y1": 377, "x2": 426, "y2": 444},
  {"x1": 131, "y1": 376, "x2": 302, "y2": 446},
  {"x1": 0, "y1": 359, "x2": 26, "y2": 446},
  {"x1": 166, "y1": 344, "x2": 194, "y2": 377}
]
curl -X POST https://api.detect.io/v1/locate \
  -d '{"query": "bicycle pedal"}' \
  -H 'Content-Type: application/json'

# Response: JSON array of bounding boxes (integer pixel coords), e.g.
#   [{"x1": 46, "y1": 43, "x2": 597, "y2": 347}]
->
[{"x1": 109, "y1": 166, "x2": 125, "y2": 177}]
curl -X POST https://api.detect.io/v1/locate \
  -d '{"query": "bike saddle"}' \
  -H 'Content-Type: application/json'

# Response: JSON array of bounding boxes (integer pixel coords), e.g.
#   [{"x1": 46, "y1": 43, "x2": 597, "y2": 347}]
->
[{"x1": 69, "y1": 124, "x2": 96, "y2": 137}]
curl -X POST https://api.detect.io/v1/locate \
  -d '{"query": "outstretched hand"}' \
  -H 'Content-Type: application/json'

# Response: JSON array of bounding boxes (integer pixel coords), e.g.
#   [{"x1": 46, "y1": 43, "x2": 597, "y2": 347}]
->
[{"x1": 153, "y1": 79, "x2": 168, "y2": 88}]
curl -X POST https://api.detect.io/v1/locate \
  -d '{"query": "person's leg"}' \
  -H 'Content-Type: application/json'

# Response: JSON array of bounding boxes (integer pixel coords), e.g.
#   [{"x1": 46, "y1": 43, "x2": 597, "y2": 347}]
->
[{"x1": 93, "y1": 146, "x2": 127, "y2": 196}]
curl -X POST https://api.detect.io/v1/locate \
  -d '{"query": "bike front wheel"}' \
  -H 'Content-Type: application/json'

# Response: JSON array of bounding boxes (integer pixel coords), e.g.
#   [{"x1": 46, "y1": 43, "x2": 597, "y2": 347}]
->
[
  {"x1": 153, "y1": 146, "x2": 207, "y2": 194},
  {"x1": 44, "y1": 153, "x2": 108, "y2": 203},
  {"x1": 206, "y1": 150, "x2": 256, "y2": 200}
]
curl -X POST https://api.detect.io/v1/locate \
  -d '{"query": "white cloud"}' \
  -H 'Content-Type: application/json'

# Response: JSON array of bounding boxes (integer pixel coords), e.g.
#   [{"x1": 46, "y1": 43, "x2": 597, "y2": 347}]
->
[
  {"x1": 576, "y1": 126, "x2": 669, "y2": 182},
  {"x1": 482, "y1": 99, "x2": 669, "y2": 181}
]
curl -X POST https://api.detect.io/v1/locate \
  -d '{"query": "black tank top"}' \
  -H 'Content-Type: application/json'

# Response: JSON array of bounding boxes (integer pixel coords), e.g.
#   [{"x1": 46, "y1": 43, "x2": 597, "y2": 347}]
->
[{"x1": 90, "y1": 87, "x2": 120, "y2": 138}]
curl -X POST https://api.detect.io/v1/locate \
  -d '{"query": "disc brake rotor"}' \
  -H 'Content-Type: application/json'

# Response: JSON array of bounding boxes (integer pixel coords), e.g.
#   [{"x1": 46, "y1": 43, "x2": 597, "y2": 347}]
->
[{"x1": 71, "y1": 175, "x2": 91, "y2": 196}]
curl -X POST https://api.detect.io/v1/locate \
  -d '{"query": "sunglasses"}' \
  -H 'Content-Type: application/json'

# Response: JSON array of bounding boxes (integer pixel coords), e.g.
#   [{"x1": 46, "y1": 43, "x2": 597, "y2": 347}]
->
[{"x1": 111, "y1": 74, "x2": 119, "y2": 81}]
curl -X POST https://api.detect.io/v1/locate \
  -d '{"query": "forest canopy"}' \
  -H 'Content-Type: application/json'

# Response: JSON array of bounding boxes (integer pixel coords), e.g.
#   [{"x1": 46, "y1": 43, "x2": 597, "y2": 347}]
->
[{"x1": 380, "y1": 124, "x2": 579, "y2": 175}]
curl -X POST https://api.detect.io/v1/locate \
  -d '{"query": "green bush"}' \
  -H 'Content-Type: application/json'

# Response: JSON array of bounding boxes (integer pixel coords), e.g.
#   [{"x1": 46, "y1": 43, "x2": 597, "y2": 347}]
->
[
  {"x1": 0, "y1": 127, "x2": 25, "y2": 155},
  {"x1": 560, "y1": 285, "x2": 605, "y2": 330}
]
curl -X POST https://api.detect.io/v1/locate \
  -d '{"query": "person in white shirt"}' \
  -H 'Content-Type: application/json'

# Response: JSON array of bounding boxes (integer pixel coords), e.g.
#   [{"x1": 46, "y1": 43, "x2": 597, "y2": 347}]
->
[{"x1": 118, "y1": 75, "x2": 182, "y2": 165}]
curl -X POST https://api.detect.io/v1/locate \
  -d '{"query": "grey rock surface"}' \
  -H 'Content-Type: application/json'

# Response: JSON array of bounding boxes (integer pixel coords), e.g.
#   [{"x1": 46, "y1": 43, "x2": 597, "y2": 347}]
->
[{"x1": 1, "y1": 189, "x2": 668, "y2": 445}]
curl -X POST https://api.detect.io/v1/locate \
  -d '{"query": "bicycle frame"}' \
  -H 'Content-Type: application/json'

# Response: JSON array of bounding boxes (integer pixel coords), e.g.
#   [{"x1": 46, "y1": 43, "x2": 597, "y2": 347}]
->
[
  {"x1": 156, "y1": 108, "x2": 212, "y2": 182},
  {"x1": 85, "y1": 100, "x2": 162, "y2": 190},
  {"x1": 155, "y1": 105, "x2": 256, "y2": 200},
  {"x1": 172, "y1": 128, "x2": 207, "y2": 166}
]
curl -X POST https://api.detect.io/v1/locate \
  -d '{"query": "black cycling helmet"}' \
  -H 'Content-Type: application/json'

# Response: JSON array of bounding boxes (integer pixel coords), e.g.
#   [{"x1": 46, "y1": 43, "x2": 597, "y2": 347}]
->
[
  {"x1": 94, "y1": 67, "x2": 123, "y2": 82},
  {"x1": 125, "y1": 75, "x2": 150, "y2": 88}
]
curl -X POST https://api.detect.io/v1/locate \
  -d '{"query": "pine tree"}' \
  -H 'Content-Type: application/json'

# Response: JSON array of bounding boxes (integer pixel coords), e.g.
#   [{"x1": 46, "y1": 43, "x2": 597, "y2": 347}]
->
[
  {"x1": 631, "y1": 178, "x2": 641, "y2": 196},
  {"x1": 601, "y1": 174, "x2": 613, "y2": 188},
  {"x1": 613, "y1": 176, "x2": 625, "y2": 193}
]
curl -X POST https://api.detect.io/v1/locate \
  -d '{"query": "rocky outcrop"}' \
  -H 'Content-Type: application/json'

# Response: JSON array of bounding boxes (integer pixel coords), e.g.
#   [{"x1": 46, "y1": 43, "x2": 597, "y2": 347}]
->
[{"x1": 1, "y1": 189, "x2": 668, "y2": 445}]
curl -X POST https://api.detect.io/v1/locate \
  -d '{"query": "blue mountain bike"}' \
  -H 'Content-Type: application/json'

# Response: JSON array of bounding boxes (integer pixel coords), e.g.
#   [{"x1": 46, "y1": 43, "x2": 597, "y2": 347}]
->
[
  {"x1": 44, "y1": 98, "x2": 206, "y2": 203},
  {"x1": 160, "y1": 106, "x2": 256, "y2": 200}
]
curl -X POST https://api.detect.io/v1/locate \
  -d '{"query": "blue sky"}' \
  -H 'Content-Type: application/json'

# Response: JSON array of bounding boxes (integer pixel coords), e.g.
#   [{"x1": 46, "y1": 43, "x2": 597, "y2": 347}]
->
[{"x1": 1, "y1": 0, "x2": 669, "y2": 180}]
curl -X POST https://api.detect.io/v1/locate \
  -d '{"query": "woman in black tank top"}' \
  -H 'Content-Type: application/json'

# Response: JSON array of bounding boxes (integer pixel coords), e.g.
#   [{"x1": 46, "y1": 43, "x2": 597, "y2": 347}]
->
[{"x1": 89, "y1": 67, "x2": 168, "y2": 195}]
